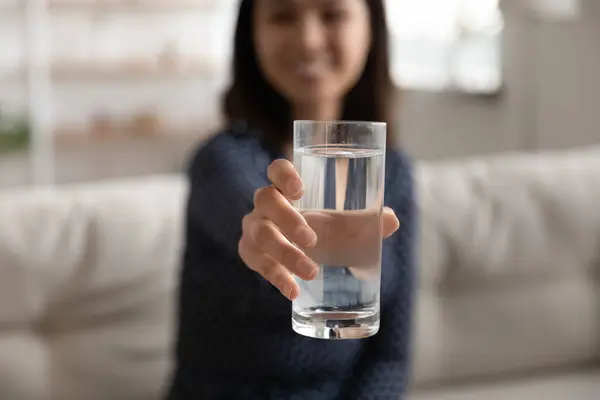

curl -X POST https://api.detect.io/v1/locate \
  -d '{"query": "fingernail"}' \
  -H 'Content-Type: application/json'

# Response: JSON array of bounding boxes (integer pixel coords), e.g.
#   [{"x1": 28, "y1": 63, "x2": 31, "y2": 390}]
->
[
  {"x1": 287, "y1": 180, "x2": 303, "y2": 196},
  {"x1": 294, "y1": 227, "x2": 317, "y2": 248},
  {"x1": 283, "y1": 284, "x2": 294, "y2": 300},
  {"x1": 278, "y1": 278, "x2": 294, "y2": 300},
  {"x1": 296, "y1": 258, "x2": 318, "y2": 280}
]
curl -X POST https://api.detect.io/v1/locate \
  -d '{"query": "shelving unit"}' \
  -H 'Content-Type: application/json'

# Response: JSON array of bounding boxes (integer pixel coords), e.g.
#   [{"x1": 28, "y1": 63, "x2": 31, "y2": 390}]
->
[{"x1": 2, "y1": 0, "x2": 231, "y2": 187}]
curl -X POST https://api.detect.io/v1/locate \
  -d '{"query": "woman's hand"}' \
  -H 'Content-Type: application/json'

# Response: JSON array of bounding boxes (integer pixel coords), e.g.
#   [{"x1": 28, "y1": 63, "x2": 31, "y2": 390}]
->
[
  {"x1": 239, "y1": 159, "x2": 317, "y2": 301},
  {"x1": 238, "y1": 159, "x2": 400, "y2": 301}
]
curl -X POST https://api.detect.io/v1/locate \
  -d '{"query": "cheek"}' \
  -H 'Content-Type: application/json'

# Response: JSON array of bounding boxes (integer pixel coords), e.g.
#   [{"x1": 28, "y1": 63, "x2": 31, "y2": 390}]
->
[
  {"x1": 255, "y1": 30, "x2": 286, "y2": 78},
  {"x1": 332, "y1": 26, "x2": 371, "y2": 80}
]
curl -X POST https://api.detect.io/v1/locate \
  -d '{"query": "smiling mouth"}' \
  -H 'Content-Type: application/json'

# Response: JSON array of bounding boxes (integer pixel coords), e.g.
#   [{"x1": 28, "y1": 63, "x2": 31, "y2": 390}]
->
[{"x1": 295, "y1": 61, "x2": 329, "y2": 79}]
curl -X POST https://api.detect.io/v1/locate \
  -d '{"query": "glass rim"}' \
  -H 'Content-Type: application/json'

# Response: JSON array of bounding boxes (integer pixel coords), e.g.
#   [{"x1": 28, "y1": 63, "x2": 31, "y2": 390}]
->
[{"x1": 294, "y1": 120, "x2": 386, "y2": 127}]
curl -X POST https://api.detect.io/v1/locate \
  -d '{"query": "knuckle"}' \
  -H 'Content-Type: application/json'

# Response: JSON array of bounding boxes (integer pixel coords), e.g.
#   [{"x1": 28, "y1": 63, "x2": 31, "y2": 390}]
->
[
  {"x1": 237, "y1": 240, "x2": 254, "y2": 269},
  {"x1": 253, "y1": 187, "x2": 265, "y2": 204},
  {"x1": 263, "y1": 265, "x2": 282, "y2": 285},
  {"x1": 253, "y1": 186, "x2": 274, "y2": 206},
  {"x1": 241, "y1": 213, "x2": 253, "y2": 232},
  {"x1": 242, "y1": 214, "x2": 250, "y2": 233},
  {"x1": 253, "y1": 221, "x2": 273, "y2": 248},
  {"x1": 266, "y1": 162, "x2": 279, "y2": 182}
]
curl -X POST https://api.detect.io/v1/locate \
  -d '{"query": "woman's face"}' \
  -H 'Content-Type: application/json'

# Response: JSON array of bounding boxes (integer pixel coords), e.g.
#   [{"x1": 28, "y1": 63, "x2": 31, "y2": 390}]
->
[{"x1": 253, "y1": 0, "x2": 372, "y2": 107}]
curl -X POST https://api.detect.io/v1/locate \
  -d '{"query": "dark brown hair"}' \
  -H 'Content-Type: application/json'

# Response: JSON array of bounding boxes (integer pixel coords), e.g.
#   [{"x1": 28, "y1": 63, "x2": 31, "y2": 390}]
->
[{"x1": 223, "y1": 0, "x2": 396, "y2": 151}]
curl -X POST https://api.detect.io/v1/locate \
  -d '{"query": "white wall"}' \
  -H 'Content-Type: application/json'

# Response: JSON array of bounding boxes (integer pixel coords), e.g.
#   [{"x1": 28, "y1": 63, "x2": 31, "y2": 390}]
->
[
  {"x1": 534, "y1": 0, "x2": 600, "y2": 150},
  {"x1": 400, "y1": 0, "x2": 600, "y2": 160},
  {"x1": 399, "y1": 91, "x2": 513, "y2": 160}
]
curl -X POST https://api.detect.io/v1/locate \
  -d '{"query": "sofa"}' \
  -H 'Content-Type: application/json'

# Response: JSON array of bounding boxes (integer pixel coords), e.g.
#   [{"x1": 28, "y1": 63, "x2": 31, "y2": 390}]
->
[{"x1": 0, "y1": 147, "x2": 599, "y2": 399}]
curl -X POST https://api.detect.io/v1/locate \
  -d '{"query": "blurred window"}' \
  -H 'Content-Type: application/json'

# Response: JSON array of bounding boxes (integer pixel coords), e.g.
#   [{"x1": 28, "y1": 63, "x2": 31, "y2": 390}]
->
[{"x1": 385, "y1": 0, "x2": 503, "y2": 93}]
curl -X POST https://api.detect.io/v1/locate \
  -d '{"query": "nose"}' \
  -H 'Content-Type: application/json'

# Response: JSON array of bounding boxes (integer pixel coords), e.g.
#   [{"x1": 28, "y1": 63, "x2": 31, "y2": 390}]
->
[{"x1": 296, "y1": 15, "x2": 326, "y2": 57}]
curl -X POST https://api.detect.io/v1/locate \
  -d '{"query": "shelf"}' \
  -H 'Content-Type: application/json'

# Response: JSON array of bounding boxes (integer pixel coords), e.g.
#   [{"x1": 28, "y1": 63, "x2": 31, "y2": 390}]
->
[
  {"x1": 0, "y1": 0, "x2": 218, "y2": 13},
  {"x1": 55, "y1": 129, "x2": 197, "y2": 142},
  {"x1": 54, "y1": 118, "x2": 220, "y2": 144},
  {"x1": 1, "y1": 61, "x2": 222, "y2": 81},
  {"x1": 51, "y1": 62, "x2": 219, "y2": 80}
]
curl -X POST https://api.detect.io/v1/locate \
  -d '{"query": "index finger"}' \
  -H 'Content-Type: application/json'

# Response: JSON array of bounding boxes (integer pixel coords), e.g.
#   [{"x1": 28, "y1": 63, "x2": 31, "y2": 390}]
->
[{"x1": 267, "y1": 159, "x2": 303, "y2": 200}]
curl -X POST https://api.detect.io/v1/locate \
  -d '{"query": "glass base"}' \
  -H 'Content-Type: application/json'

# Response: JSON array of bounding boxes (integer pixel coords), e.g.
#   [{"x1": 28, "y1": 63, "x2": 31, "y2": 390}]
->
[{"x1": 292, "y1": 309, "x2": 379, "y2": 339}]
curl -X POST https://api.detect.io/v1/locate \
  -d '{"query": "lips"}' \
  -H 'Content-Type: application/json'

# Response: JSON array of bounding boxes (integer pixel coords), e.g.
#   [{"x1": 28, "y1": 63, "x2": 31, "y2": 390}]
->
[{"x1": 295, "y1": 60, "x2": 329, "y2": 79}]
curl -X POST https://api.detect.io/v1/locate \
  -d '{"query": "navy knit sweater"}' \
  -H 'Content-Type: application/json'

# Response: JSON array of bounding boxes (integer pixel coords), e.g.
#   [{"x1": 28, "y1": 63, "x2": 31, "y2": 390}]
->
[{"x1": 167, "y1": 125, "x2": 416, "y2": 400}]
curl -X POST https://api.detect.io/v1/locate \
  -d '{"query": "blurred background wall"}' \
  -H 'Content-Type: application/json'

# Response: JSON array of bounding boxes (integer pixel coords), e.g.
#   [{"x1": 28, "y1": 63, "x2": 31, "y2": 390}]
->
[{"x1": 0, "y1": 0, "x2": 598, "y2": 188}]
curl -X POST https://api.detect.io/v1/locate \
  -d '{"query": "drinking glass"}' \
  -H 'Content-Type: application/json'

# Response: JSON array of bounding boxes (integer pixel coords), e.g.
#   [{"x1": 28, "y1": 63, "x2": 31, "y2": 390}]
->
[{"x1": 291, "y1": 120, "x2": 386, "y2": 339}]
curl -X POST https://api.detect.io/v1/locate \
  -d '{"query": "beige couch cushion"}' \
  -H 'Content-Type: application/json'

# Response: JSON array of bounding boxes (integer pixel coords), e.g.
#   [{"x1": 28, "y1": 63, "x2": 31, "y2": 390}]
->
[
  {"x1": 0, "y1": 176, "x2": 186, "y2": 400},
  {"x1": 412, "y1": 147, "x2": 600, "y2": 386},
  {"x1": 416, "y1": 146, "x2": 600, "y2": 287}
]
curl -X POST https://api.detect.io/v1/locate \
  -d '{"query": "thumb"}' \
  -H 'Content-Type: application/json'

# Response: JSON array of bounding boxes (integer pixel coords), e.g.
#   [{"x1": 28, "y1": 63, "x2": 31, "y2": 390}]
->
[{"x1": 382, "y1": 207, "x2": 400, "y2": 238}]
